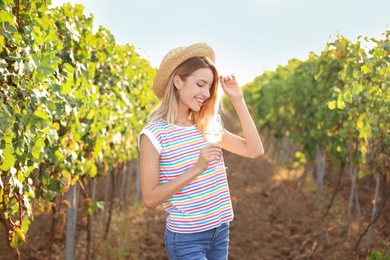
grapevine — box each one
[0,0,157,255]
[243,31,389,253]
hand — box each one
[219,74,243,100]
[194,143,223,172]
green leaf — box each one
[336,96,346,109]
[88,201,104,215]
[36,65,55,75]
[0,144,16,171]
[0,109,15,129]
[54,149,65,161]
[63,63,75,73]
[327,100,336,110]
[342,91,352,103]
[361,65,371,74]
[1,0,14,7]
[34,107,51,120]
[21,218,31,233]
[0,10,15,26]
[31,138,45,160]
[0,38,3,52]
[351,82,363,95]
[61,82,72,95]
[3,22,17,33]
[87,161,97,178]
[0,58,6,69]
[31,54,59,76]
[94,138,104,154]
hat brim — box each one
[153,43,215,99]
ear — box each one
[173,75,182,89]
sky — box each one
[50,0,390,85]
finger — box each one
[209,143,221,148]
[207,155,222,163]
[210,149,223,158]
[219,75,230,82]
[218,75,226,85]
[208,148,223,157]
[202,147,222,157]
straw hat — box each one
[153,42,215,99]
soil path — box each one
[136,151,356,260]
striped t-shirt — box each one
[139,119,233,233]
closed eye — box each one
[197,80,211,89]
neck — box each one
[176,111,191,122]
[174,114,193,126]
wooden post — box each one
[87,179,96,260]
[119,163,127,210]
[66,184,78,260]
[365,173,381,252]
[136,158,141,203]
[316,146,326,202]
[346,166,357,228]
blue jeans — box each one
[164,223,230,260]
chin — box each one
[191,106,201,112]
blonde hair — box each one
[148,57,220,133]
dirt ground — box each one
[131,150,390,260]
[1,134,389,259]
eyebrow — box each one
[197,79,211,84]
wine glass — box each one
[204,114,226,169]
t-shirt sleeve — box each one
[138,124,162,154]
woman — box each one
[138,42,264,259]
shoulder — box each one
[138,119,169,152]
[142,119,178,142]
[144,119,170,132]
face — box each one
[174,67,214,113]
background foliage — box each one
[244,33,389,174]
[0,0,156,250]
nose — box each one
[202,87,210,99]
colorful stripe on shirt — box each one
[139,119,234,233]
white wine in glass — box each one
[204,114,226,169]
[204,131,224,144]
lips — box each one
[195,98,204,106]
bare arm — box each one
[139,134,223,209]
[219,74,264,158]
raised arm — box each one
[219,74,264,158]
